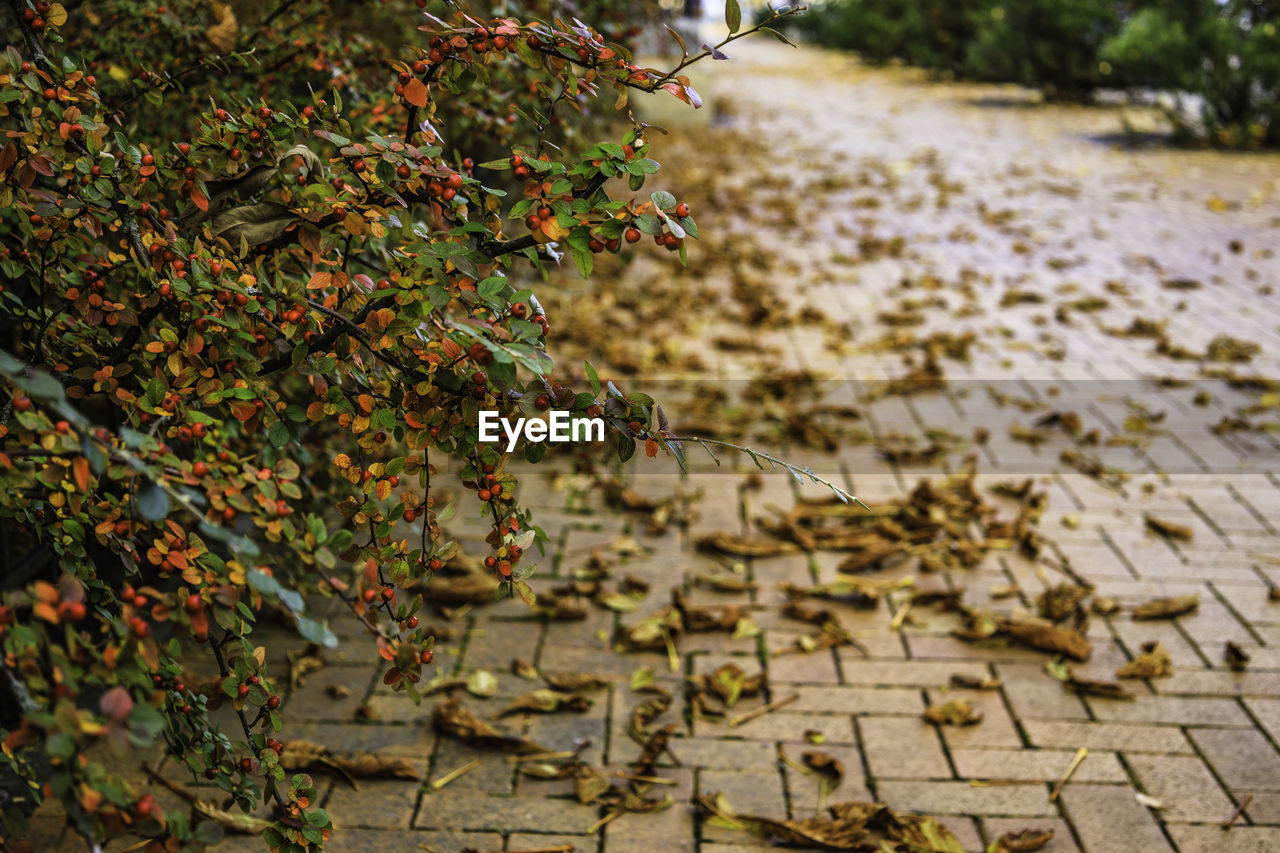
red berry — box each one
[267,694,280,709]
[675,203,691,217]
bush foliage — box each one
[783,0,1280,144]
[0,0,796,850]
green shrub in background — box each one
[1101,0,1280,146]
[782,0,979,73]
[962,0,1123,101]
[773,0,1278,146]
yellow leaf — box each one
[47,3,67,27]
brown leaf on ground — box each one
[432,699,549,754]
[1091,595,1120,615]
[694,574,757,592]
[993,828,1056,852]
[695,792,965,852]
[702,663,766,708]
[544,672,611,691]
[1037,584,1092,623]
[1225,641,1251,671]
[949,673,1001,690]
[286,644,326,689]
[1116,642,1173,679]
[1046,659,1133,700]
[923,699,983,726]
[635,722,679,775]
[1001,619,1093,661]
[497,689,593,717]
[279,740,418,781]
[696,531,797,558]
[1132,594,1199,620]
[1144,515,1193,541]
[781,601,838,625]
[627,691,673,744]
[673,588,743,632]
[803,752,845,785]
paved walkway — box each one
[32,35,1280,853]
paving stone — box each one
[508,833,598,853]
[997,663,1090,721]
[696,769,787,841]
[1057,784,1173,853]
[1085,694,1252,727]
[1125,754,1235,822]
[951,748,1126,783]
[324,778,420,829]
[1020,720,1194,754]
[414,791,600,833]
[667,737,779,770]
[789,684,923,715]
[287,664,378,721]
[874,780,1054,817]
[1189,727,1280,792]
[858,716,952,780]
[1165,825,1280,853]
[322,829,502,853]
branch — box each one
[665,434,865,507]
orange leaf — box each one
[645,438,659,458]
[72,456,90,492]
[229,400,258,421]
[404,78,428,108]
[307,271,332,290]
[191,186,209,212]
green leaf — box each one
[137,481,169,521]
[489,360,516,392]
[297,616,338,648]
[584,361,601,396]
[268,421,290,448]
[726,0,742,33]
[650,190,676,210]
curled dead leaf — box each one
[923,699,983,727]
[1132,595,1199,620]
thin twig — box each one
[1049,747,1087,802]
[1221,794,1253,829]
[729,693,798,728]
[430,757,483,790]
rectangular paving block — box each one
[1085,694,1253,726]
[1124,754,1235,822]
[1020,720,1193,754]
[1189,727,1280,792]
[858,716,952,780]
[1057,784,1173,853]
[873,780,1055,817]
[951,748,1126,784]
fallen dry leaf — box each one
[950,673,1001,690]
[991,827,1055,852]
[696,531,797,558]
[1132,595,1199,620]
[923,699,983,727]
[544,671,611,691]
[279,740,418,781]
[1225,641,1251,671]
[1116,642,1173,679]
[432,698,549,754]
[1144,515,1193,541]
[498,689,593,717]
